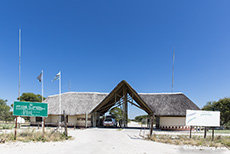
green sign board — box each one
[13,101,48,117]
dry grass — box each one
[0,124,15,130]
[0,128,72,142]
[148,134,230,149]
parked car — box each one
[103,118,117,127]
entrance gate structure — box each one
[91,80,155,135]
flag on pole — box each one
[37,72,43,82]
[53,72,60,81]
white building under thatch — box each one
[31,80,199,130]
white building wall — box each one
[30,114,92,127]
[160,117,186,127]
[45,115,59,123]
[76,114,91,127]
[68,115,77,124]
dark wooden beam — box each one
[127,99,143,110]
[98,101,115,112]
[150,114,154,137]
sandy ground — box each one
[0,122,229,154]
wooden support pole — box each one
[150,114,154,137]
[85,112,88,128]
[14,116,18,140]
[212,128,214,141]
[204,127,207,138]
[123,87,128,127]
[190,126,192,138]
[64,110,68,136]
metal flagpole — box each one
[41,70,45,137]
[59,71,61,129]
[15,29,21,140]
[42,70,43,102]
[18,29,21,101]
[69,80,71,91]
[172,48,175,93]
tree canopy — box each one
[18,93,45,102]
[109,107,123,122]
[202,98,230,126]
[0,99,13,121]
[134,115,148,123]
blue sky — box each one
[0,0,229,119]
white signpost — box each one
[186,110,220,140]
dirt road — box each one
[0,125,229,154]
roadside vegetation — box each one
[135,115,148,123]
[0,129,72,142]
[148,134,230,149]
[194,129,230,134]
[0,124,15,130]
[0,99,14,122]
[202,97,230,128]
[134,115,156,125]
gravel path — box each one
[0,123,229,154]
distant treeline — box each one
[134,115,148,123]
[0,99,14,121]
[202,97,230,127]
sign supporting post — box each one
[14,116,18,140]
[204,127,207,138]
[189,126,192,138]
[212,128,214,141]
[42,117,46,138]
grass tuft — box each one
[148,134,230,149]
[0,124,15,130]
[0,128,72,142]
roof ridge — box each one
[47,92,109,97]
[139,92,183,95]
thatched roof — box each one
[92,80,153,114]
[139,93,200,116]
[44,92,108,115]
[45,81,200,116]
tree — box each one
[18,93,45,102]
[202,98,230,126]
[0,99,13,121]
[134,115,148,123]
[109,107,123,122]
[202,101,213,111]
